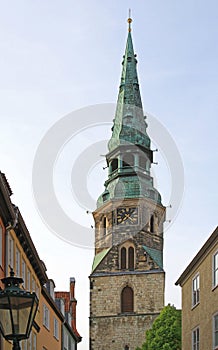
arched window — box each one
[150,215,154,233]
[111,159,118,172]
[103,217,107,235]
[121,247,126,269]
[128,247,134,270]
[121,286,134,313]
[122,154,134,168]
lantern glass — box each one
[0,292,38,340]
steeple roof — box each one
[96,17,163,208]
[108,18,151,152]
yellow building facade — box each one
[176,227,218,350]
[0,171,81,349]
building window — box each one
[8,234,14,269]
[32,332,37,350]
[21,339,27,350]
[21,259,26,288]
[32,277,36,293]
[192,274,200,307]
[139,157,146,169]
[192,327,199,350]
[15,247,21,276]
[128,247,134,270]
[43,304,50,330]
[36,284,39,298]
[213,252,218,288]
[150,215,154,233]
[27,331,32,350]
[121,247,126,269]
[121,286,134,313]
[213,313,218,349]
[120,245,135,270]
[27,268,31,290]
[54,317,59,340]
[103,217,107,235]
[122,154,134,168]
[64,330,69,350]
[111,158,118,172]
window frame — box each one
[8,233,14,269]
[128,246,134,270]
[192,273,200,307]
[32,332,37,350]
[15,247,21,277]
[119,244,135,270]
[21,258,26,288]
[43,304,50,330]
[27,268,31,290]
[213,312,218,349]
[53,317,59,340]
[121,286,134,313]
[213,251,218,289]
[192,326,199,350]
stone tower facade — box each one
[89,18,166,350]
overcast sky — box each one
[1,1,218,349]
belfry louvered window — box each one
[121,286,134,313]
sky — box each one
[1,1,218,349]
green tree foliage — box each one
[136,304,181,350]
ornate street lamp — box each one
[0,268,39,350]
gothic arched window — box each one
[121,286,134,313]
[121,247,126,269]
[120,245,135,270]
[128,247,134,270]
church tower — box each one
[89,17,166,350]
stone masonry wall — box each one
[90,272,165,349]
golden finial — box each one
[127,8,132,32]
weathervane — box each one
[127,8,132,32]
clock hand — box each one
[124,214,134,222]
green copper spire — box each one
[97,17,162,208]
[108,17,151,152]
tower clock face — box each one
[117,207,138,225]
